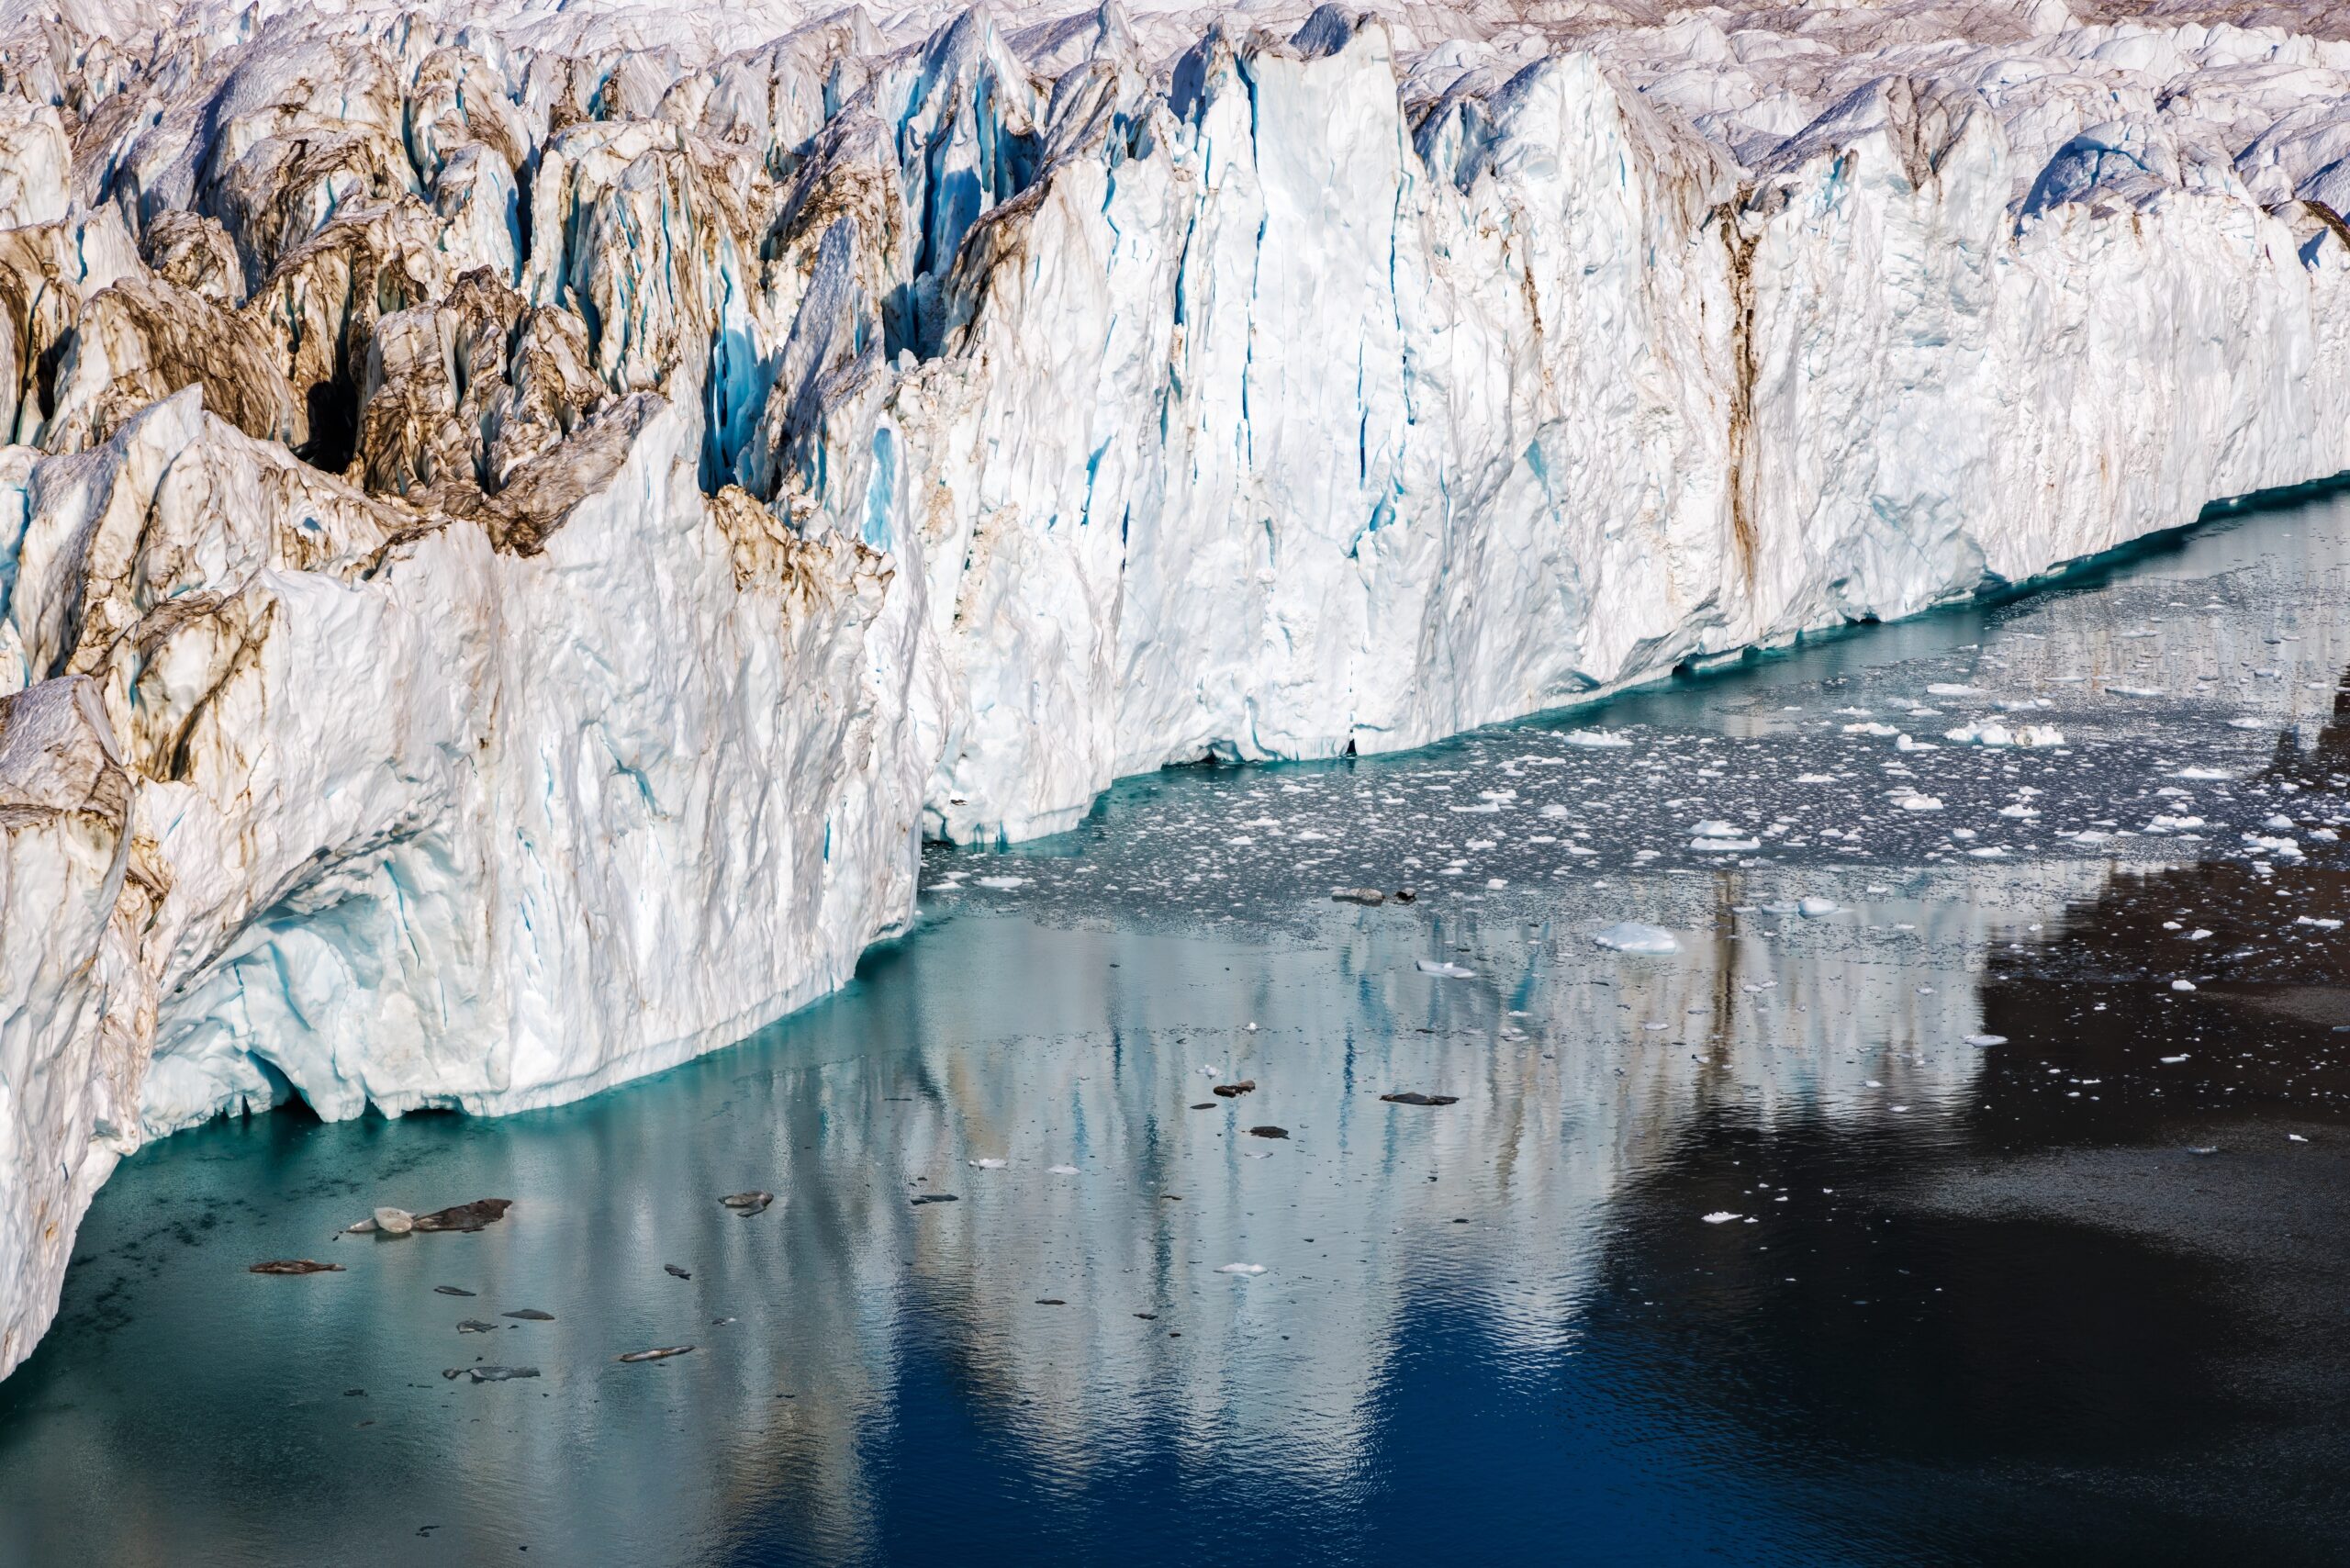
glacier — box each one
[1,0,2347,1378]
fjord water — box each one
[6,494,2350,1566]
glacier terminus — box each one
[0,0,2347,1384]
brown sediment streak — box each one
[1721,203,1760,588]
[2308,200,2350,252]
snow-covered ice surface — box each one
[5,0,2350,1379]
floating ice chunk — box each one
[1703,1212,1740,1225]
[1966,846,2008,858]
[2176,767,2232,780]
[1895,734,1938,752]
[1797,898,1839,917]
[2227,718,2268,731]
[2160,1054,2189,1064]
[1897,795,1944,812]
[1691,820,1739,838]
[2171,980,2198,991]
[2244,834,2304,858]
[1998,803,2039,818]
[1794,773,1839,785]
[1215,1263,1267,1275]
[2297,916,2344,930]
[977,877,1028,890]
[968,1158,1007,1170]
[1562,729,1632,748]
[1047,1165,1079,1175]
[1945,721,2065,747]
[2187,928,2211,941]
[1593,922,1678,954]
[1926,683,1976,696]
[1416,959,1477,978]
[2071,830,2112,845]
[1539,803,1571,818]
[2109,686,2165,698]
[1842,722,1899,736]
[1691,835,1762,852]
[1964,1034,2008,1047]
[2265,814,2297,831]
[2147,815,2205,832]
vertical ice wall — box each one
[0,0,2345,1377]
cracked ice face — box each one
[4,0,2350,1383]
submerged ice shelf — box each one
[3,0,2350,1378]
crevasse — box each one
[0,0,2346,1377]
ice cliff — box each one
[2,0,2348,1376]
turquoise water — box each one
[6,491,2350,1564]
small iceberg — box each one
[1562,728,1633,748]
[1416,959,1477,978]
[1593,922,1678,955]
[1944,721,2065,748]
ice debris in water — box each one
[1216,1264,1267,1276]
[1690,821,1762,852]
[1964,1034,2008,1047]
[1562,730,1633,749]
[1416,959,1477,979]
[1593,924,1678,955]
[968,1158,1007,1170]
[1703,1213,1740,1225]
[1797,898,1839,918]
[1047,1165,1079,1176]
[1944,722,2063,748]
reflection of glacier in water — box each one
[4,489,2350,1562]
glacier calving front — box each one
[1,0,2347,1376]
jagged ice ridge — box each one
[1,0,2348,1376]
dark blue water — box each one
[5,490,2350,1566]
